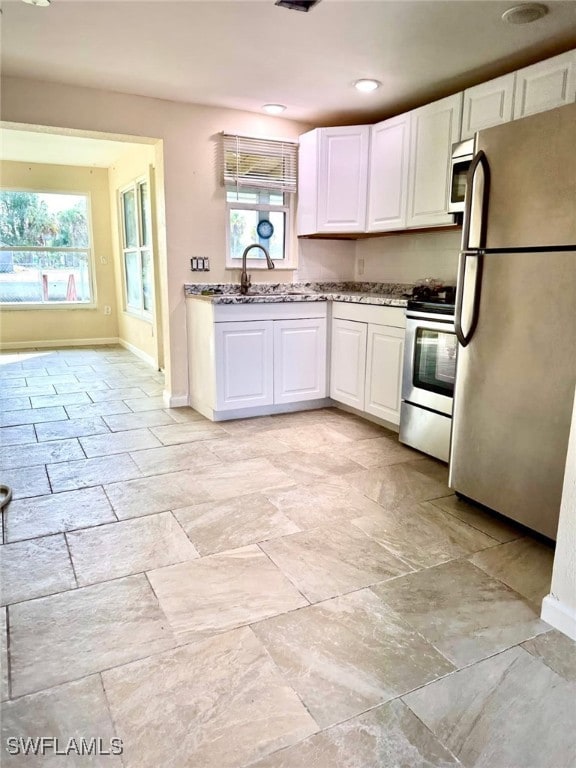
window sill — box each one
[123,309,153,323]
[226,261,297,272]
[0,303,97,311]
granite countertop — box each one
[184,281,411,307]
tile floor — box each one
[0,346,575,767]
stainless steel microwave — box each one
[448,138,474,214]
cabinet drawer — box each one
[331,301,406,328]
[214,301,327,323]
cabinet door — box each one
[514,51,576,120]
[297,129,319,236]
[330,318,367,409]
[407,93,463,228]
[273,318,327,404]
[317,126,370,233]
[364,324,404,425]
[462,73,515,139]
[215,321,274,410]
[367,113,411,231]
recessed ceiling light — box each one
[275,1,322,11]
[354,79,382,93]
[262,104,287,115]
[21,0,51,5]
[502,3,548,24]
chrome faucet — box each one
[240,244,275,295]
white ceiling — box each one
[1,0,576,125]
[0,128,146,167]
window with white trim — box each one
[0,190,94,306]
[221,134,298,266]
[119,179,153,318]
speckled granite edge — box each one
[184,281,412,307]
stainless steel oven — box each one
[399,303,457,462]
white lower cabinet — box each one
[274,318,327,404]
[215,321,274,410]
[365,324,404,423]
[330,303,405,427]
[187,299,329,419]
[188,298,404,424]
[330,318,367,409]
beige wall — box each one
[355,230,461,285]
[0,76,317,401]
[296,239,356,282]
[108,143,160,367]
[0,159,118,345]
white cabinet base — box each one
[332,402,400,433]
[206,398,332,422]
[187,298,329,421]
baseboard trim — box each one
[333,401,400,433]
[541,594,576,641]
[163,392,189,409]
[212,398,332,422]
[0,337,119,350]
[118,339,157,369]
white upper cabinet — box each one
[367,113,411,232]
[406,93,463,228]
[462,73,515,139]
[514,50,576,120]
[297,50,574,237]
[297,125,370,235]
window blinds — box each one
[221,133,298,193]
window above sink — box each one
[221,133,298,270]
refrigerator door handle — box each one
[455,250,484,347]
[462,150,490,251]
[456,149,490,347]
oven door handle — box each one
[455,250,483,347]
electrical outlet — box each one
[104,305,112,315]
[357,257,365,276]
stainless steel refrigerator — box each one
[449,102,576,540]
